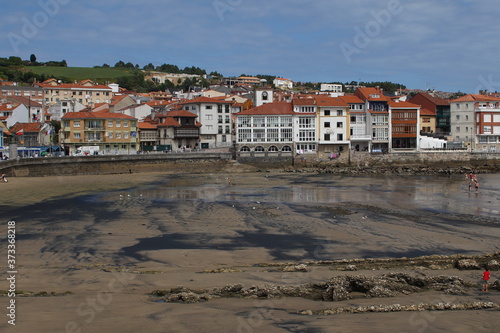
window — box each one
[124,121,129,127]
[74,120,81,128]
[337,122,343,128]
[74,132,81,139]
[116,121,121,127]
[262,92,268,101]
[324,133,330,141]
[225,116,230,123]
[324,122,330,128]
[255,146,265,151]
[324,110,331,116]
[107,132,113,139]
[206,105,213,110]
[456,126,460,133]
[337,133,343,141]
[206,114,213,121]
[108,120,113,127]
[116,132,121,139]
[124,132,129,139]
[337,110,343,116]
[240,146,250,152]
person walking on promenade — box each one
[482,268,491,291]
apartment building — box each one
[355,87,390,152]
[36,79,118,108]
[388,100,420,150]
[61,111,138,155]
[408,92,450,135]
[314,96,350,156]
[179,97,233,149]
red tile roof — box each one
[10,122,46,133]
[313,96,349,107]
[339,95,364,104]
[62,111,136,120]
[179,96,233,105]
[238,102,294,115]
[138,122,157,130]
[157,118,181,127]
[420,108,436,116]
[451,94,500,102]
[388,100,421,108]
[355,87,390,101]
[167,110,198,118]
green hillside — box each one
[28,66,134,82]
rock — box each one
[342,264,357,271]
[456,259,480,270]
[283,264,308,272]
[487,260,500,271]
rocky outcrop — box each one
[300,301,500,316]
[151,273,474,304]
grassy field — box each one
[28,66,134,82]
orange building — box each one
[61,111,138,155]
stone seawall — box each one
[1,151,500,177]
[0,153,233,177]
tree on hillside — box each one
[114,60,126,67]
[30,54,37,63]
[143,63,155,70]
[157,63,180,73]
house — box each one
[114,103,153,121]
[9,122,53,147]
[472,96,500,152]
[320,84,343,93]
[61,111,138,155]
[236,102,295,154]
[138,121,158,152]
[45,98,86,121]
[448,94,500,150]
[156,109,201,151]
[0,85,44,104]
[409,92,450,135]
[340,95,370,151]
[0,102,29,127]
[354,87,390,152]
[314,96,350,156]
[6,96,43,122]
[178,97,233,149]
[273,78,294,90]
[419,108,437,134]
[388,100,420,150]
[35,79,118,108]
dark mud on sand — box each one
[1,172,500,333]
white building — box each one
[273,78,294,90]
[320,84,343,93]
[179,97,234,148]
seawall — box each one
[1,151,500,177]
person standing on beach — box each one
[482,268,491,291]
[474,178,479,193]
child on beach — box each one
[0,174,7,183]
[482,268,491,291]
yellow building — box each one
[61,111,138,155]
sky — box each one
[1,0,500,93]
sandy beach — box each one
[1,171,499,333]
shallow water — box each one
[97,173,500,218]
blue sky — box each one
[1,0,500,93]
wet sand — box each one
[1,172,499,332]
